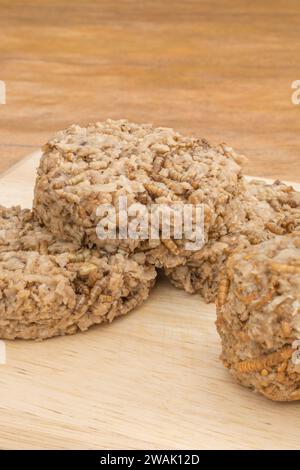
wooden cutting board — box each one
[0,152,299,450]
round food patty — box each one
[216,234,300,401]
[33,119,243,262]
[0,206,156,340]
[165,179,300,302]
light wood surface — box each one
[0,152,300,450]
[0,0,299,180]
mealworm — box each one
[162,238,180,255]
[217,276,230,308]
[265,222,285,235]
[270,262,300,274]
[66,173,86,186]
[153,156,164,173]
[236,346,294,374]
[57,190,81,204]
[39,240,49,255]
[144,183,168,198]
[168,168,186,183]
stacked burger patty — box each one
[2,119,300,401]
[166,179,300,301]
[0,206,156,340]
[34,119,243,259]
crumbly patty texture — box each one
[33,119,243,258]
[166,179,300,302]
[0,206,156,340]
[0,205,81,254]
[216,234,300,401]
[165,233,251,302]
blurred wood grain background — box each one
[0,0,299,180]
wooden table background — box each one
[0,0,299,181]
